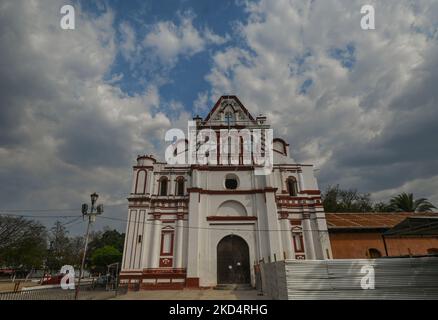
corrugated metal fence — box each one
[258,257,438,300]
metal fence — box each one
[258,256,438,300]
[0,283,128,300]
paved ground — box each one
[113,289,271,300]
[0,281,40,293]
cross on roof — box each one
[225,112,234,126]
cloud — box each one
[143,12,228,66]
[1,0,438,238]
[0,0,177,233]
[204,0,438,203]
[119,21,137,61]
[193,91,209,113]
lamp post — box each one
[75,192,103,300]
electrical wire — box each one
[0,213,78,218]
[98,215,331,233]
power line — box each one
[60,217,83,227]
[98,215,331,233]
[0,209,78,212]
[0,203,125,213]
[0,213,78,218]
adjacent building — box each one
[327,212,438,258]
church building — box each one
[120,96,332,289]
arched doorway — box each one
[217,235,250,284]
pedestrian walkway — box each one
[113,289,271,300]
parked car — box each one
[41,273,66,285]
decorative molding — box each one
[206,216,257,221]
[159,258,173,268]
[160,230,174,256]
[188,188,277,195]
[299,190,321,195]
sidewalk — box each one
[113,289,271,300]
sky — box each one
[1,0,438,235]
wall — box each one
[258,258,438,300]
[258,261,288,300]
[330,232,438,258]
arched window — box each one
[176,177,185,196]
[368,248,382,258]
[159,177,168,196]
[135,170,147,194]
[287,177,298,196]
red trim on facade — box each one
[187,188,277,195]
[128,197,189,204]
[141,283,185,290]
[293,233,305,253]
[190,165,255,171]
[290,219,302,226]
[160,230,174,256]
[206,216,257,221]
[142,268,186,274]
[159,258,173,267]
[204,96,256,122]
[120,268,187,291]
[186,277,200,288]
[299,190,321,195]
[276,195,321,200]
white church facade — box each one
[120,96,332,289]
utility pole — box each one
[75,192,103,300]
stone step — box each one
[214,284,254,291]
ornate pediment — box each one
[203,96,256,126]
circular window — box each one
[225,174,239,190]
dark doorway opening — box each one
[217,235,250,284]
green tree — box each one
[373,201,393,212]
[0,216,47,270]
[88,229,125,253]
[90,245,122,273]
[389,193,436,212]
[46,221,77,272]
[322,185,373,212]
[68,235,84,267]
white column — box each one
[298,171,305,192]
[265,190,282,262]
[280,218,292,259]
[175,216,184,268]
[302,214,316,260]
[186,191,200,281]
[279,169,285,192]
[139,208,152,269]
[150,216,162,268]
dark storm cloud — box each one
[0,0,171,233]
[56,109,132,167]
[330,44,438,193]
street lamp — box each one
[90,192,98,205]
[75,192,104,300]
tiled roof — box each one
[325,212,438,229]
